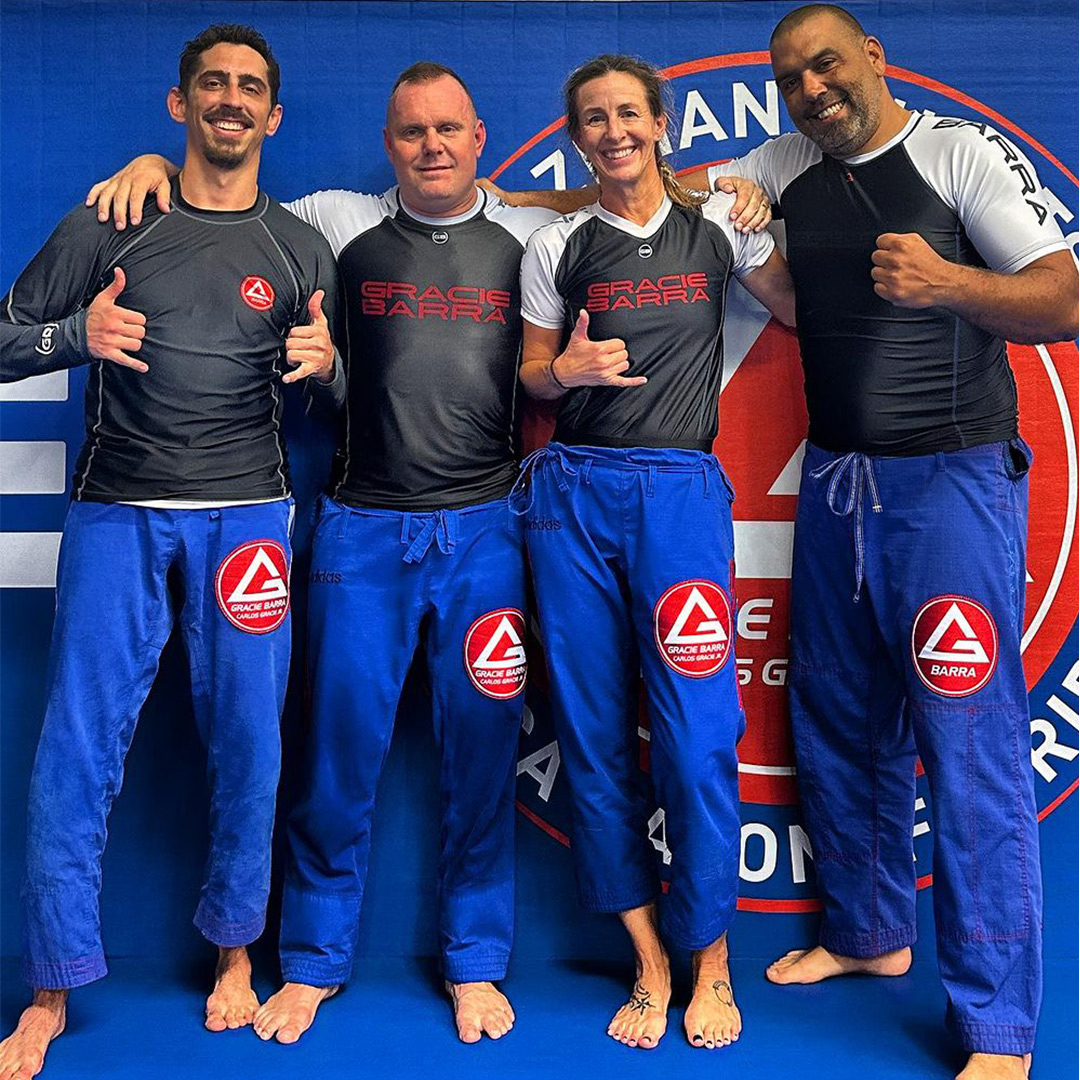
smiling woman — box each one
[513,52,796,1054]
[565,55,709,211]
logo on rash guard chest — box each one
[240,276,275,311]
[911,595,999,697]
[360,281,510,324]
[586,272,710,313]
[654,580,732,677]
[464,608,528,699]
[215,540,290,633]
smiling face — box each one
[169,42,282,171]
[770,11,886,157]
[570,71,667,191]
[384,75,485,217]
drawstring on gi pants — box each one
[510,447,578,515]
[809,452,883,602]
[401,509,458,563]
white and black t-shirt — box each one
[286,186,555,511]
[521,193,774,451]
[709,112,1069,455]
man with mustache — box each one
[689,6,1075,1079]
[0,24,341,1079]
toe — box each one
[254,1019,276,1042]
[205,1012,227,1033]
[276,1025,301,1045]
[458,1024,482,1045]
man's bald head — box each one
[386,62,476,126]
[771,4,867,48]
[768,2,895,157]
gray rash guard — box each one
[521,194,773,451]
[284,186,556,512]
[0,176,343,502]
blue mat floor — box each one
[2,955,1075,1079]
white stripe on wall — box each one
[0,370,68,401]
[0,441,66,493]
[0,532,62,588]
[734,521,794,580]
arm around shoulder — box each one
[739,248,797,328]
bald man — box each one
[690,7,1075,1079]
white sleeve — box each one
[488,202,562,249]
[520,227,567,329]
[282,189,390,258]
[701,193,775,279]
[908,119,1069,274]
[706,134,818,204]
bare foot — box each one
[684,932,741,1049]
[205,946,260,1032]
[253,982,338,1044]
[608,902,670,1050]
[766,944,912,985]
[956,1052,1032,1080]
[0,990,67,1080]
[446,982,515,1043]
[607,965,671,1050]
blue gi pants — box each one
[280,495,525,986]
[515,444,744,951]
[789,439,1041,1056]
[22,499,293,989]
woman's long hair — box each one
[563,54,708,209]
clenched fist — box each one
[871,232,955,308]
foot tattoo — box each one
[626,983,655,1015]
[607,975,670,1050]
[685,937,742,1050]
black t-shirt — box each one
[711,113,1068,455]
[521,195,774,451]
[285,186,556,511]
[0,177,342,501]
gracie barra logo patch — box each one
[240,275,275,311]
[654,580,732,678]
[464,608,528,699]
[215,541,290,634]
[911,595,999,697]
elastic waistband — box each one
[557,432,714,454]
[539,442,720,472]
[805,439,1016,466]
[320,493,509,519]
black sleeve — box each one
[304,246,347,414]
[0,204,111,383]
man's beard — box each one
[799,82,881,157]
[202,141,247,171]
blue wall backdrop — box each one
[0,4,1076,1074]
